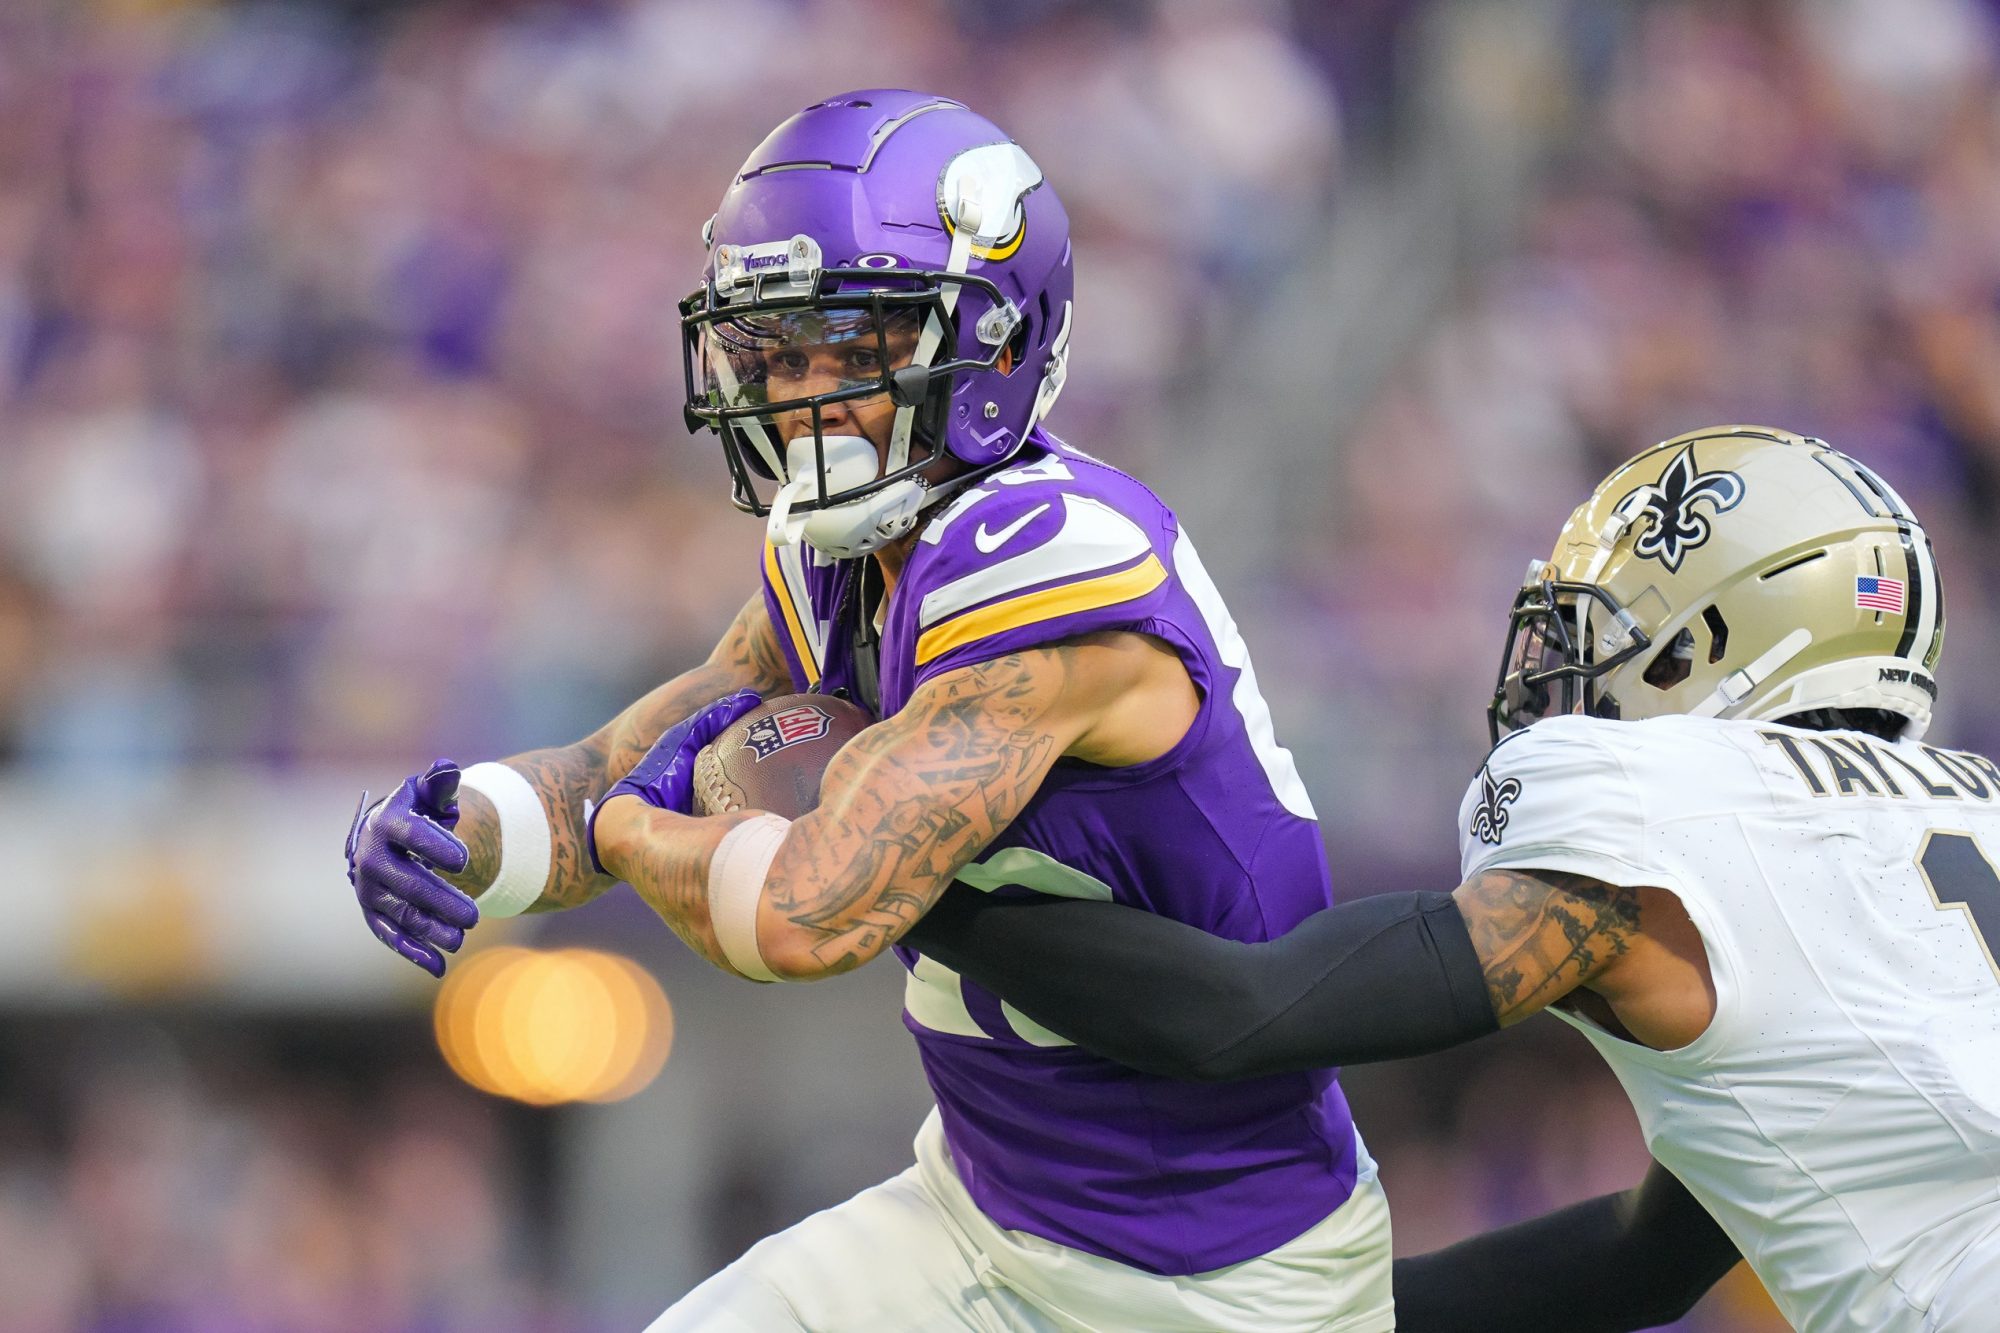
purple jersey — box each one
[758,432,1356,1275]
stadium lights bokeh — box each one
[434,947,675,1105]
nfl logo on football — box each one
[743,704,833,761]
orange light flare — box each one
[433,947,675,1106]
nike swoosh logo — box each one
[973,504,1050,554]
[919,494,1154,628]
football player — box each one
[345,91,1402,1330]
[901,426,2000,1333]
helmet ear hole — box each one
[1702,605,1730,664]
[999,324,1028,376]
[1644,629,1696,690]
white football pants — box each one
[1923,1232,2000,1333]
[649,1109,1394,1333]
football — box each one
[691,693,874,818]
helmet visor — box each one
[696,306,924,423]
[679,263,1011,518]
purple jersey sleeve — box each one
[895,454,1178,692]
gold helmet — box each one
[1491,426,1944,742]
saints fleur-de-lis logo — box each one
[1471,767,1523,846]
[1618,444,1746,573]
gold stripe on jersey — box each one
[763,542,820,688]
[918,494,1152,628]
[913,554,1168,667]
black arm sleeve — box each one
[899,886,1497,1080]
[1392,1160,1743,1333]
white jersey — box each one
[1458,714,2000,1333]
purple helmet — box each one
[680,90,1074,548]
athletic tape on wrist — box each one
[708,814,791,983]
[458,762,551,919]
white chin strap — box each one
[886,185,983,470]
[1690,628,1814,718]
[766,435,927,559]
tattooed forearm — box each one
[759,649,1076,977]
[440,591,793,913]
[449,788,502,894]
[600,805,758,973]
[438,733,613,912]
[1453,868,1643,1025]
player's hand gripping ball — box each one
[586,689,768,874]
[692,693,875,818]
[345,760,478,977]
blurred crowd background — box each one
[3,0,1997,1327]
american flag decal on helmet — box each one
[1856,576,1906,614]
[742,704,833,760]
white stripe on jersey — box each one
[772,541,826,667]
[1174,530,1316,820]
[917,494,1151,627]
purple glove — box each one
[588,690,764,872]
[346,759,478,977]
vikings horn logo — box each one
[1618,445,1746,573]
[1471,767,1524,846]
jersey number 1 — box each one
[1916,831,2000,981]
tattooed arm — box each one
[441,591,794,913]
[754,647,1085,977]
[1454,870,1714,1048]
[1451,868,1643,1026]
[594,633,1182,979]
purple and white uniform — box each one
[760,431,1357,1277]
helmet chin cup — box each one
[766,435,926,559]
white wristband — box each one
[458,762,552,919]
[708,813,792,983]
